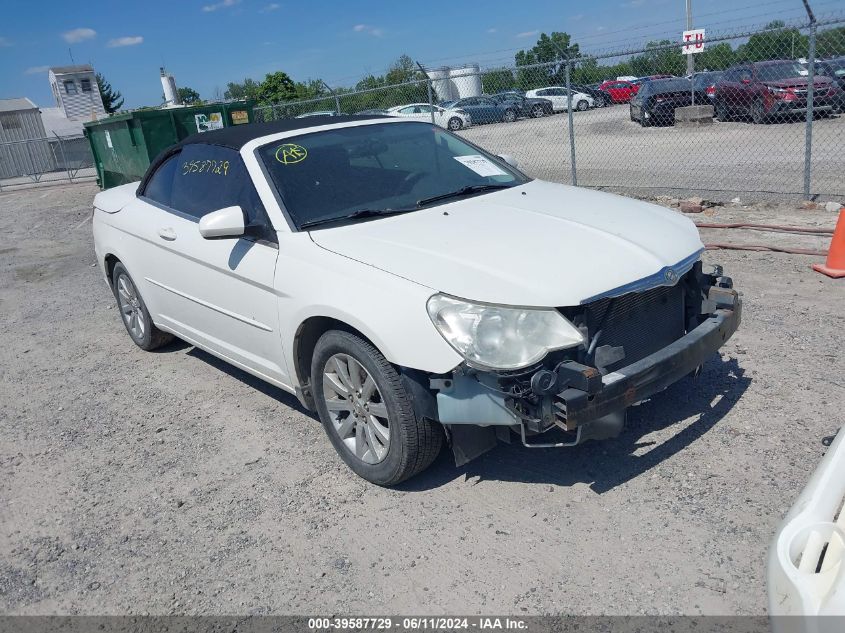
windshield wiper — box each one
[300,207,417,229]
[416,184,514,207]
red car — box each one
[598,80,639,103]
[714,60,841,123]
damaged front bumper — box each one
[431,266,742,464]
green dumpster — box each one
[84,101,255,189]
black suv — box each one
[570,84,611,107]
[629,78,706,126]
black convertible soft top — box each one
[138,114,390,193]
[176,114,390,150]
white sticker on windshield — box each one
[453,155,508,177]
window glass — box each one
[398,106,415,114]
[257,122,527,229]
[63,81,78,95]
[81,79,92,93]
[169,144,268,225]
[143,153,180,208]
[757,62,803,82]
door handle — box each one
[158,227,177,241]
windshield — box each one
[257,122,527,229]
[757,62,805,82]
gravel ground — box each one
[459,104,845,202]
[1,182,843,616]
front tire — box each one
[751,98,766,124]
[447,116,463,130]
[111,262,172,351]
[311,330,443,486]
[576,100,589,111]
[531,104,545,118]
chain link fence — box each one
[255,14,845,202]
[0,134,96,191]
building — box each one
[48,65,106,121]
[0,97,52,179]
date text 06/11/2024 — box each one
[307,617,529,630]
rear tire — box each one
[503,109,517,123]
[111,262,172,351]
[715,100,731,122]
[531,104,545,118]
[311,330,443,486]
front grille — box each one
[582,283,685,373]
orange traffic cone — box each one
[813,209,845,278]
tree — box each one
[177,87,201,105]
[515,32,580,88]
[385,54,420,85]
[224,78,260,101]
[481,69,516,93]
[816,26,845,57]
[696,42,737,71]
[96,73,124,113]
[736,21,807,62]
[630,40,685,77]
[257,71,298,104]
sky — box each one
[0,0,841,109]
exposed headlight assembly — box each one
[426,294,585,370]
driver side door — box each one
[136,143,289,386]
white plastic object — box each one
[768,427,845,628]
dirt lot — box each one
[1,182,844,616]
[459,104,845,202]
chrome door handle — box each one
[158,227,177,241]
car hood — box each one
[309,180,704,307]
[765,77,832,89]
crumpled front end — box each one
[431,262,742,464]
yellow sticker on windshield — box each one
[275,143,307,165]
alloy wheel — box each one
[322,353,390,465]
[116,273,146,341]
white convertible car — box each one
[93,115,741,485]
[385,103,472,130]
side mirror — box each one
[498,154,519,168]
[199,205,245,239]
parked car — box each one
[355,108,389,116]
[490,92,554,117]
[385,103,472,130]
[92,116,741,485]
[597,80,639,104]
[570,84,611,107]
[630,78,708,126]
[813,58,845,111]
[714,60,841,123]
[439,96,518,124]
[768,427,845,620]
[523,87,594,112]
[691,71,724,101]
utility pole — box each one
[686,0,694,77]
